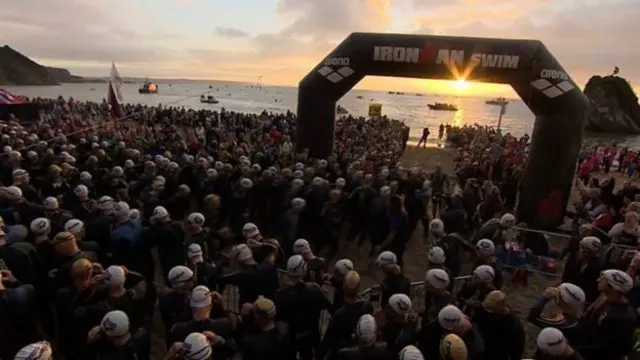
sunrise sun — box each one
[453,78,469,90]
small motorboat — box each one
[200,95,219,104]
[138,79,158,94]
[337,105,349,115]
[356,95,364,99]
[428,103,458,111]
[486,97,509,106]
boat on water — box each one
[200,95,219,104]
[337,105,349,115]
[138,79,158,94]
[486,97,509,105]
[428,103,458,111]
[356,96,364,99]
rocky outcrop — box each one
[584,75,640,133]
[0,45,85,85]
[46,67,85,83]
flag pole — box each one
[497,102,506,131]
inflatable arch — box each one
[296,33,589,228]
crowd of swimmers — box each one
[0,97,638,360]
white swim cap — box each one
[557,283,586,307]
[293,239,311,254]
[43,197,59,210]
[600,269,634,293]
[429,219,445,236]
[376,251,397,267]
[13,341,52,360]
[536,327,567,356]
[74,184,88,198]
[334,259,354,276]
[187,243,203,259]
[168,266,194,284]
[499,213,516,227]
[151,206,169,221]
[425,268,450,290]
[476,239,496,254]
[437,305,464,330]
[473,265,495,282]
[105,265,126,286]
[242,222,260,238]
[399,345,423,360]
[356,314,377,345]
[580,236,602,252]
[388,293,412,313]
[428,246,446,265]
[113,201,130,218]
[183,332,212,360]
[100,310,130,337]
[286,255,307,275]
[30,218,50,235]
[187,212,205,226]
[64,219,84,234]
[190,286,212,308]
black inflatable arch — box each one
[296,32,589,228]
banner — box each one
[368,103,382,116]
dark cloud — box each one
[213,27,250,38]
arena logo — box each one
[435,49,520,69]
[531,69,575,98]
[539,69,569,81]
[317,57,355,83]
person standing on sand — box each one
[417,127,430,148]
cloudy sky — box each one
[2,0,638,94]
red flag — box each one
[107,62,124,119]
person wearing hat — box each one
[272,255,332,360]
[54,258,104,360]
[527,283,588,351]
[86,310,150,360]
[421,269,454,324]
[159,265,196,345]
[12,341,53,360]
[237,297,290,360]
[76,265,148,331]
[457,265,497,315]
[581,269,636,360]
[335,314,391,360]
[169,285,234,357]
[473,239,504,289]
[375,251,411,307]
[420,304,484,360]
[184,212,212,261]
[377,293,417,354]
[324,258,355,309]
[50,231,98,289]
[439,333,468,360]
[292,238,327,285]
[186,243,218,289]
[535,327,583,360]
[427,246,455,292]
[474,290,525,360]
[317,271,374,360]
[145,206,186,285]
[562,236,603,304]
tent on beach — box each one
[0,89,39,122]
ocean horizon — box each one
[4,82,639,147]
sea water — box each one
[4,82,639,147]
